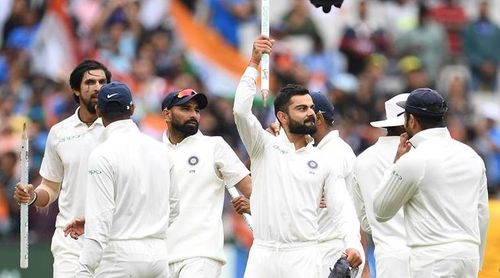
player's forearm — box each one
[34,179,61,207]
[235,175,252,198]
[233,67,258,116]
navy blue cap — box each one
[310,92,335,123]
[161,89,208,110]
[396,88,448,117]
[98,81,133,113]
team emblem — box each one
[188,156,199,166]
[307,160,318,169]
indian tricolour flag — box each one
[169,0,248,97]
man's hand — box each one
[64,218,86,240]
[319,195,327,208]
[249,36,274,67]
[231,196,251,215]
[345,248,362,268]
[14,183,35,204]
[394,132,411,163]
[265,121,280,136]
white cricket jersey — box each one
[352,136,409,257]
[39,108,104,228]
[163,131,249,264]
[82,119,178,266]
[373,128,489,266]
[234,67,341,244]
[316,130,361,251]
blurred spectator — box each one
[429,0,468,58]
[128,56,168,121]
[299,34,346,93]
[0,151,17,236]
[474,103,500,197]
[395,3,448,83]
[382,0,419,39]
[339,0,391,76]
[462,1,500,92]
[203,0,254,48]
[2,0,30,47]
[93,0,141,74]
[398,55,430,92]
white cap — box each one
[370,93,410,128]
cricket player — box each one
[351,93,411,277]
[308,92,364,277]
[14,60,111,277]
[77,81,179,277]
[234,36,344,278]
[161,89,251,278]
[374,88,489,277]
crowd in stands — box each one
[1,0,500,244]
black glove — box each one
[328,255,358,278]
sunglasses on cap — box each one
[176,89,198,98]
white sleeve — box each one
[80,151,115,273]
[373,156,420,222]
[233,67,268,158]
[78,238,103,276]
[478,167,489,269]
[324,168,361,250]
[351,174,371,234]
[214,137,250,186]
[169,161,180,227]
[39,127,63,182]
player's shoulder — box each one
[49,113,79,133]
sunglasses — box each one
[176,89,198,98]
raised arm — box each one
[233,36,274,157]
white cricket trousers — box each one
[244,240,322,278]
[375,249,410,278]
[51,227,83,277]
[410,241,479,278]
[169,257,222,278]
[94,238,169,278]
[319,238,366,278]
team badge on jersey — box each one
[307,160,318,169]
[188,156,199,166]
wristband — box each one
[28,191,37,206]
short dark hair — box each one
[69,60,112,103]
[100,102,132,121]
[406,111,445,130]
[274,84,310,118]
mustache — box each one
[185,119,199,125]
[304,116,316,124]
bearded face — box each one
[288,114,317,135]
[171,115,199,136]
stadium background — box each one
[0,0,499,277]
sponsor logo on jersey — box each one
[272,145,288,154]
[88,169,102,175]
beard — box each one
[288,115,317,135]
[81,96,97,114]
[172,118,199,136]
[404,116,414,138]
